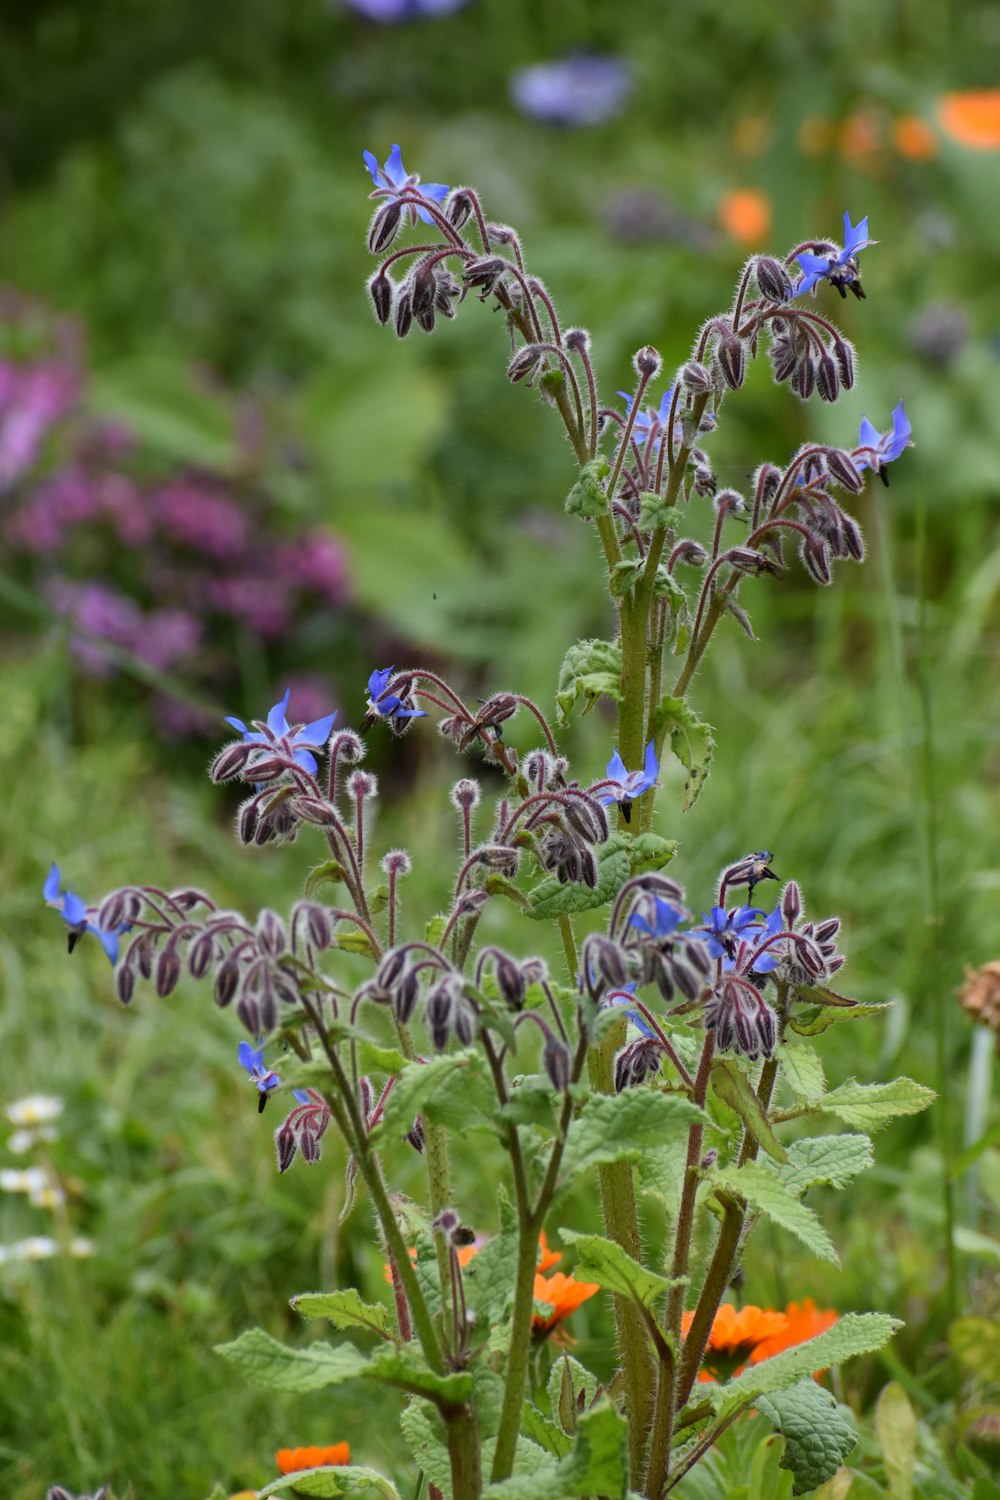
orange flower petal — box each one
[718,188,772,247]
[750,1298,839,1364]
[532,1270,600,1332]
[938,89,1000,150]
[893,115,938,160]
[537,1230,562,1273]
[276,1442,351,1473]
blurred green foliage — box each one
[2,0,1000,1496]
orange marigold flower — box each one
[750,1298,839,1365]
[276,1442,351,1473]
[893,115,938,161]
[537,1230,562,1273]
[717,188,771,246]
[532,1270,600,1335]
[938,90,1000,150]
[682,1303,788,1380]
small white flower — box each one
[5,1094,64,1127]
[12,1236,59,1260]
[70,1236,96,1258]
[0,1167,48,1195]
[7,1126,59,1155]
[29,1183,65,1210]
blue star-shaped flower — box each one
[238,1041,282,1113]
[731,905,785,974]
[595,742,659,821]
[224,689,336,777]
[795,213,874,298]
[699,904,765,962]
[43,864,124,965]
[365,667,427,725]
[853,401,912,483]
[362,145,449,226]
[628,896,684,940]
[616,386,676,451]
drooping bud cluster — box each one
[275,1088,331,1173]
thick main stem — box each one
[489,1209,542,1483]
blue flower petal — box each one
[385,144,406,186]
[266,690,292,736]
[298,711,337,747]
[362,149,380,182]
[224,715,249,735]
[291,748,320,775]
[293,1089,310,1104]
[606,748,628,784]
[43,864,61,904]
[238,1040,258,1074]
[61,891,87,927]
[642,740,659,785]
[90,924,120,966]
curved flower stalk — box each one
[42,154,932,1500]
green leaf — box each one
[777,1135,874,1195]
[638,494,681,531]
[814,1077,936,1131]
[706,1313,902,1420]
[560,1090,706,1182]
[500,1074,557,1130]
[950,1317,1000,1383]
[258,1466,400,1498]
[527,834,631,920]
[756,1379,858,1496]
[636,1138,688,1214]
[546,1353,601,1436]
[650,695,715,810]
[874,1381,916,1500]
[367,1345,474,1405]
[356,1040,407,1077]
[465,1186,520,1331]
[780,1039,826,1103]
[623,832,678,873]
[521,1402,572,1459]
[713,1162,840,1264]
[484,1401,629,1499]
[290,1289,394,1341]
[711,1060,788,1163]
[564,456,610,521]
[304,861,348,899]
[372,1051,498,1143]
[399,1400,451,1493]
[557,1228,678,1309]
[214,1329,370,1392]
[555,638,622,727]
[789,1000,893,1036]
[610,559,643,598]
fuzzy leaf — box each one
[636,1137,688,1213]
[777,1134,874,1195]
[483,1401,629,1499]
[290,1289,394,1341]
[789,1000,893,1036]
[711,1059,788,1163]
[780,1038,826,1103]
[367,1345,474,1404]
[547,1353,601,1436]
[465,1186,520,1330]
[756,1379,858,1496]
[258,1466,400,1498]
[560,1090,706,1183]
[638,494,682,531]
[557,1228,678,1309]
[555,638,622,727]
[303,861,348,898]
[527,835,631,920]
[623,832,679,873]
[215,1329,369,1392]
[564,455,611,521]
[712,1162,840,1264]
[650,694,715,810]
[706,1313,902,1420]
[521,1402,572,1458]
[356,1040,407,1076]
[815,1077,935,1131]
[372,1051,497,1143]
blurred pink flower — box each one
[154,479,250,559]
[0,359,79,486]
[275,531,351,603]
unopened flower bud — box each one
[394,290,413,339]
[381,849,412,878]
[832,334,856,389]
[446,188,474,228]
[155,947,181,998]
[411,260,437,317]
[679,359,712,393]
[815,351,840,403]
[508,345,544,384]
[791,357,816,401]
[116,965,135,1005]
[564,327,591,355]
[463,256,507,297]
[211,740,254,783]
[814,917,840,943]
[368,201,402,255]
[406,1115,425,1153]
[781,880,802,927]
[300,1128,321,1164]
[276,1123,297,1174]
[754,256,793,303]
[303,903,333,950]
[495,953,526,1011]
[395,970,420,1025]
[633,345,662,380]
[800,535,832,585]
[215,958,240,1008]
[348,769,378,800]
[188,931,216,980]
[256,909,286,959]
[543,1034,571,1093]
[368,271,393,326]
[450,778,481,812]
[236,993,261,1036]
[717,333,745,390]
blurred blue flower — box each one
[365,667,427,724]
[239,1041,281,1112]
[43,863,124,965]
[344,0,469,18]
[795,212,873,297]
[595,742,659,820]
[509,54,630,128]
[854,401,912,480]
[605,982,654,1038]
[363,145,449,225]
[628,896,684,940]
[735,906,785,974]
[225,688,336,777]
[616,386,676,450]
[699,904,765,962]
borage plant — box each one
[48,149,935,1500]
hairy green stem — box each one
[395,1017,453,1308]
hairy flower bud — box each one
[508,345,544,384]
[815,350,840,403]
[832,334,856,389]
[116,965,135,1005]
[450,778,481,812]
[781,880,802,927]
[679,359,712,394]
[589,935,628,990]
[791,357,816,401]
[368,201,402,254]
[463,256,508,297]
[755,256,793,303]
[395,969,420,1025]
[445,188,474,228]
[633,345,662,380]
[256,909,286,959]
[495,953,526,1011]
[276,1123,297,1173]
[543,1034,571,1093]
[394,290,413,339]
[300,1128,321,1164]
[564,327,591,355]
[825,447,865,493]
[800,534,832,585]
[368,271,393,326]
[211,740,254,784]
[155,947,181,999]
[717,333,746,390]
[188,931,216,980]
[236,992,261,1036]
[214,957,240,1008]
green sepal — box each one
[650,694,715,810]
[564,455,610,521]
[555,637,622,727]
[304,861,347,899]
[638,494,681,531]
